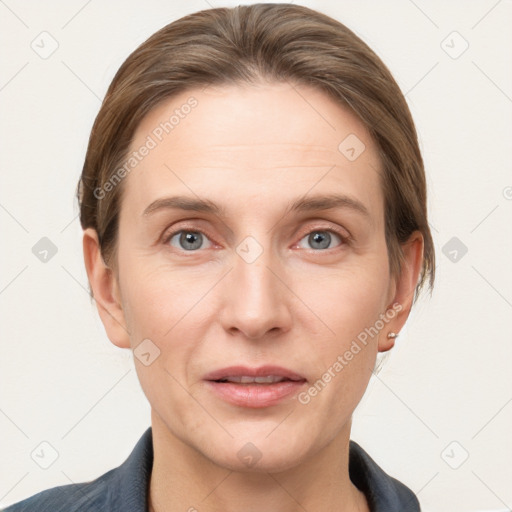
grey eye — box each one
[297,230,342,250]
[169,231,211,251]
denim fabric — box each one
[3,427,420,511]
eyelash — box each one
[162,223,351,253]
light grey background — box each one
[1,1,511,511]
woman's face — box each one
[89,81,418,472]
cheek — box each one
[121,263,211,416]
[295,271,383,428]
[120,253,206,337]
[120,257,221,384]
[290,257,389,402]
[294,262,390,340]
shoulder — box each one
[1,469,115,512]
[2,427,153,512]
[349,440,421,511]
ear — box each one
[82,227,131,349]
[379,230,424,352]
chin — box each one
[214,448,308,474]
[203,430,316,474]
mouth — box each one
[203,365,307,408]
[213,375,301,384]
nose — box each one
[219,242,292,340]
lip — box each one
[203,365,307,408]
[203,365,306,382]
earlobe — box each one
[82,228,131,349]
[378,330,397,352]
[378,232,424,353]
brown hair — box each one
[77,2,435,301]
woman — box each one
[3,3,434,511]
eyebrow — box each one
[142,193,370,219]
[287,194,370,218]
[142,196,225,217]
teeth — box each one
[221,375,287,384]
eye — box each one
[296,229,344,250]
[166,230,213,251]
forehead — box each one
[121,81,383,221]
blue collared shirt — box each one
[2,427,420,511]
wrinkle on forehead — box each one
[122,82,384,232]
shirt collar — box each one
[108,426,153,511]
[108,427,419,512]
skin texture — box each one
[83,81,423,512]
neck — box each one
[147,411,368,512]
